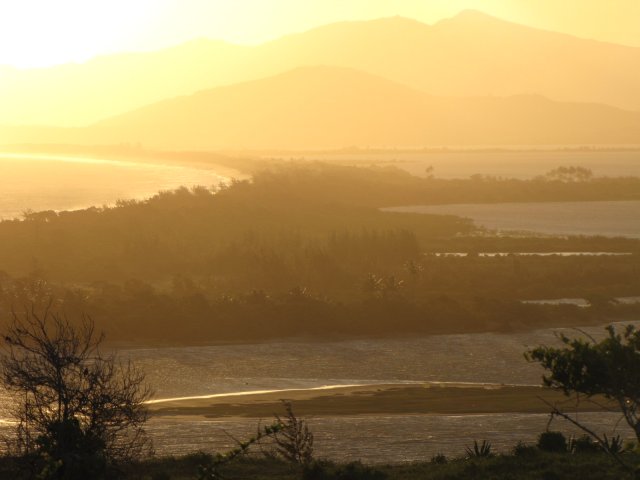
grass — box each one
[2,438,637,479]
[119,449,640,480]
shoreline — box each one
[106,317,640,350]
[0,145,258,176]
[148,383,614,419]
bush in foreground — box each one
[0,305,151,479]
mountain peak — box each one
[434,9,510,29]
[368,15,428,26]
[440,9,504,25]
[454,9,494,18]
[281,14,429,42]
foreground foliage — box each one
[528,325,640,443]
[1,448,634,480]
[0,305,151,479]
[272,401,314,466]
[527,325,640,477]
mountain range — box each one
[4,66,640,150]
[1,10,639,148]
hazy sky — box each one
[1,0,639,68]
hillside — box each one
[257,11,640,110]
[0,40,250,126]
[1,11,639,127]
[29,66,640,149]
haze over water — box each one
[0,1,639,475]
[308,149,640,179]
[0,154,232,220]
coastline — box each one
[148,383,613,418]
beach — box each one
[148,383,612,418]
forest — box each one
[0,163,638,343]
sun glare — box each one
[0,0,165,68]
[1,0,639,69]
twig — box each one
[538,397,635,477]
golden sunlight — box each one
[1,0,639,68]
[0,0,639,476]
[0,0,164,67]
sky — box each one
[1,0,639,68]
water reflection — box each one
[0,153,234,219]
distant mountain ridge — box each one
[1,10,640,127]
[4,66,639,149]
[0,39,251,126]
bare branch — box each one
[0,304,152,475]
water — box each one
[522,298,590,307]
[125,322,634,402]
[522,296,640,307]
[0,316,635,462]
[0,153,235,220]
[145,413,631,462]
[384,200,640,238]
[125,329,563,401]
[0,412,626,462]
[112,323,636,461]
[301,150,640,179]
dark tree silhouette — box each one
[272,401,314,466]
[0,304,151,478]
[527,325,640,442]
[527,325,640,476]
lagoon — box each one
[385,200,640,238]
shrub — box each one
[465,440,493,458]
[537,431,567,453]
[512,441,537,456]
[603,435,627,455]
[272,401,314,466]
[197,423,282,480]
[303,461,387,480]
[0,307,151,479]
[527,325,640,445]
[570,435,600,454]
[430,453,448,464]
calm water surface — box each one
[117,323,636,461]
[146,413,630,462]
[385,201,640,238]
[304,150,640,179]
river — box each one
[116,323,635,461]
